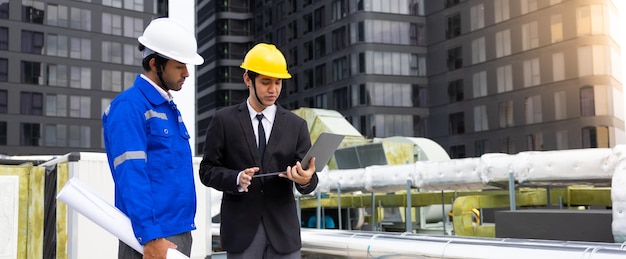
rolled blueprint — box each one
[56,178,189,259]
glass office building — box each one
[0,0,167,155]
[195,0,623,158]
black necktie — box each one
[256,114,266,159]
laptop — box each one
[253,132,345,177]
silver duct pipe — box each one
[300,229,626,258]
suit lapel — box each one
[237,102,261,164]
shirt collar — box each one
[141,74,172,102]
[246,98,276,124]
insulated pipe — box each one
[300,229,626,259]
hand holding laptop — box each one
[253,133,345,178]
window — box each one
[523,58,540,87]
[447,46,462,71]
[497,65,513,93]
[69,96,91,118]
[303,41,313,62]
[21,30,44,54]
[494,0,510,23]
[473,71,487,97]
[582,126,609,148]
[578,45,608,76]
[495,29,511,57]
[521,21,538,51]
[0,0,8,19]
[552,52,565,81]
[102,13,122,35]
[303,68,313,90]
[46,94,67,117]
[520,0,537,15]
[21,61,43,84]
[365,83,415,107]
[47,64,68,86]
[450,145,466,159]
[351,84,369,106]
[315,93,327,108]
[47,34,69,57]
[70,67,91,89]
[102,41,122,63]
[123,43,141,65]
[314,64,326,86]
[499,137,514,153]
[556,130,568,149]
[373,114,414,138]
[470,4,484,31]
[580,85,608,117]
[331,0,347,21]
[333,87,349,110]
[446,13,461,39]
[551,14,563,43]
[445,0,461,8]
[20,91,43,115]
[471,37,485,64]
[102,70,123,92]
[554,91,567,120]
[314,35,325,58]
[526,133,543,151]
[70,37,91,60]
[303,13,312,35]
[498,100,514,128]
[331,26,347,51]
[332,56,349,81]
[0,121,6,145]
[475,139,487,156]
[124,16,143,38]
[577,5,605,36]
[474,105,488,132]
[410,23,426,46]
[69,125,90,148]
[22,1,44,24]
[45,124,67,147]
[314,6,325,30]
[21,123,41,146]
[0,89,6,113]
[525,95,542,124]
[448,79,463,103]
[0,27,7,50]
[0,58,7,82]
[411,54,426,76]
[449,112,465,135]
[47,4,69,27]
[580,86,594,117]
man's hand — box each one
[143,238,177,259]
[239,167,260,192]
[282,157,316,186]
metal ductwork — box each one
[300,229,626,258]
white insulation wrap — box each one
[57,178,189,259]
[319,146,624,193]
[611,145,626,242]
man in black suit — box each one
[199,43,318,258]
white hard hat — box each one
[138,18,204,65]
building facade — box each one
[2,0,623,158]
[0,0,167,156]
[195,0,429,154]
[426,0,623,157]
[196,0,623,158]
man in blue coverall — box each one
[102,18,204,259]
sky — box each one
[169,1,626,154]
[169,0,198,154]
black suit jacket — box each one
[199,102,318,254]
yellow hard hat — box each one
[240,43,291,79]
